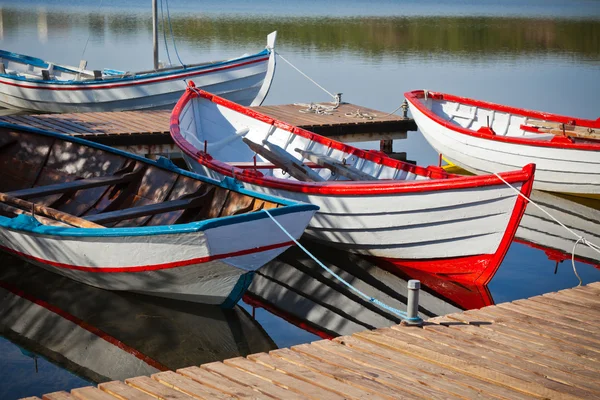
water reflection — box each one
[1,7,599,62]
[516,190,600,270]
[245,241,493,338]
[0,256,276,383]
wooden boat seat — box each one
[296,149,377,181]
[7,170,141,200]
[84,193,209,224]
[0,191,104,229]
[0,62,5,75]
[242,137,325,182]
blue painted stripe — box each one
[220,272,255,309]
[0,48,270,85]
[0,122,317,238]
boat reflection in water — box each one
[515,190,600,270]
[0,255,276,383]
[244,240,494,339]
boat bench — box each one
[7,171,141,200]
[296,149,377,181]
[84,194,207,224]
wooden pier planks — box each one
[26,282,600,400]
[0,104,416,147]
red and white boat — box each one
[405,90,600,197]
[170,84,536,284]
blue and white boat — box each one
[0,122,317,307]
[0,32,276,113]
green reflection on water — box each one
[2,7,599,61]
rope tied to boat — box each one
[493,172,600,286]
[262,209,421,323]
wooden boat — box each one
[0,123,317,307]
[405,90,600,196]
[0,256,276,384]
[244,241,493,338]
[0,32,276,113]
[170,85,536,285]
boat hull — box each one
[0,33,276,113]
[405,91,600,195]
[0,209,311,306]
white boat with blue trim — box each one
[0,122,317,307]
[0,32,276,113]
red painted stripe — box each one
[0,57,268,91]
[169,86,535,196]
[404,90,600,151]
[378,162,534,288]
[0,280,169,372]
[0,240,293,273]
[242,292,335,340]
[514,238,600,269]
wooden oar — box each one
[523,120,599,141]
[242,137,325,182]
[0,192,104,229]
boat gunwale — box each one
[0,122,317,238]
[404,89,600,152]
[170,86,535,197]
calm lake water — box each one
[1,1,600,398]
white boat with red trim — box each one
[170,84,536,285]
[0,32,276,113]
[0,122,317,307]
[405,90,600,196]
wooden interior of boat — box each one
[0,127,280,229]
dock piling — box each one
[405,279,423,326]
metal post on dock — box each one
[404,279,423,326]
[152,0,159,70]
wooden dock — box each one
[0,103,415,148]
[27,282,600,400]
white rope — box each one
[493,172,600,286]
[262,209,420,322]
[294,102,338,115]
[275,51,337,101]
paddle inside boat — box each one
[0,122,317,307]
[170,83,536,285]
[405,90,600,197]
[0,31,277,113]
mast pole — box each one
[152,0,159,69]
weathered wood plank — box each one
[336,335,537,400]
[248,352,388,400]
[177,366,271,400]
[152,371,233,400]
[125,376,193,400]
[71,387,119,400]
[293,342,464,400]
[512,297,600,328]
[224,357,346,400]
[434,316,600,372]
[355,328,584,400]
[42,392,76,400]
[271,348,411,399]
[411,323,600,393]
[202,361,308,400]
[98,381,156,400]
[465,308,600,358]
